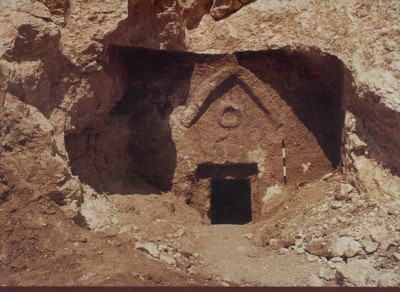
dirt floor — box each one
[190,225,322,286]
[1,171,352,287]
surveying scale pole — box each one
[282,139,287,185]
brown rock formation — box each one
[0,0,399,287]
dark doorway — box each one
[210,179,252,224]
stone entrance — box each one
[210,179,252,224]
[197,163,258,224]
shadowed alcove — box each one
[65,47,345,215]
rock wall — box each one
[0,0,399,229]
[184,0,400,202]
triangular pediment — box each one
[180,65,285,129]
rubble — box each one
[135,242,161,259]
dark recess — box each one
[210,179,252,225]
[236,50,345,168]
[197,163,258,180]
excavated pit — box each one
[65,46,345,222]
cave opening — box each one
[210,179,252,225]
[197,163,257,223]
[64,46,346,202]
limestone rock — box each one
[59,200,81,221]
[306,239,332,258]
[322,173,334,180]
[280,233,296,248]
[334,183,354,201]
[178,0,211,29]
[330,257,344,263]
[330,237,364,258]
[244,233,253,239]
[331,201,343,209]
[336,258,378,287]
[307,253,319,262]
[361,239,379,254]
[385,200,400,216]
[377,271,400,287]
[262,184,282,204]
[319,268,336,281]
[160,252,177,266]
[369,226,389,250]
[174,254,192,269]
[163,201,176,213]
[210,0,250,20]
[135,242,160,259]
[301,162,312,172]
[17,1,52,19]
[37,0,69,17]
[0,95,82,203]
[348,133,368,152]
[0,0,399,286]
[309,273,324,286]
[393,253,400,262]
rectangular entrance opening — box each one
[210,179,252,225]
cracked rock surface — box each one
[0,0,399,287]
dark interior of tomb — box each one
[210,179,252,225]
[65,47,345,195]
[197,163,258,180]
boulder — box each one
[280,233,296,247]
[294,247,305,254]
[319,268,336,281]
[348,133,368,152]
[307,253,319,262]
[360,239,379,254]
[177,0,211,29]
[306,238,332,257]
[335,258,378,286]
[334,183,354,201]
[330,237,364,258]
[330,257,344,263]
[307,236,364,258]
[377,271,400,287]
[369,226,389,250]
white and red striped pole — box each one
[282,139,287,185]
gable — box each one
[180,65,286,132]
[195,84,272,134]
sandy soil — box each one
[0,172,342,286]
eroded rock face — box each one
[0,94,82,207]
[0,0,399,286]
[210,0,253,20]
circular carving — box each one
[218,106,242,129]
